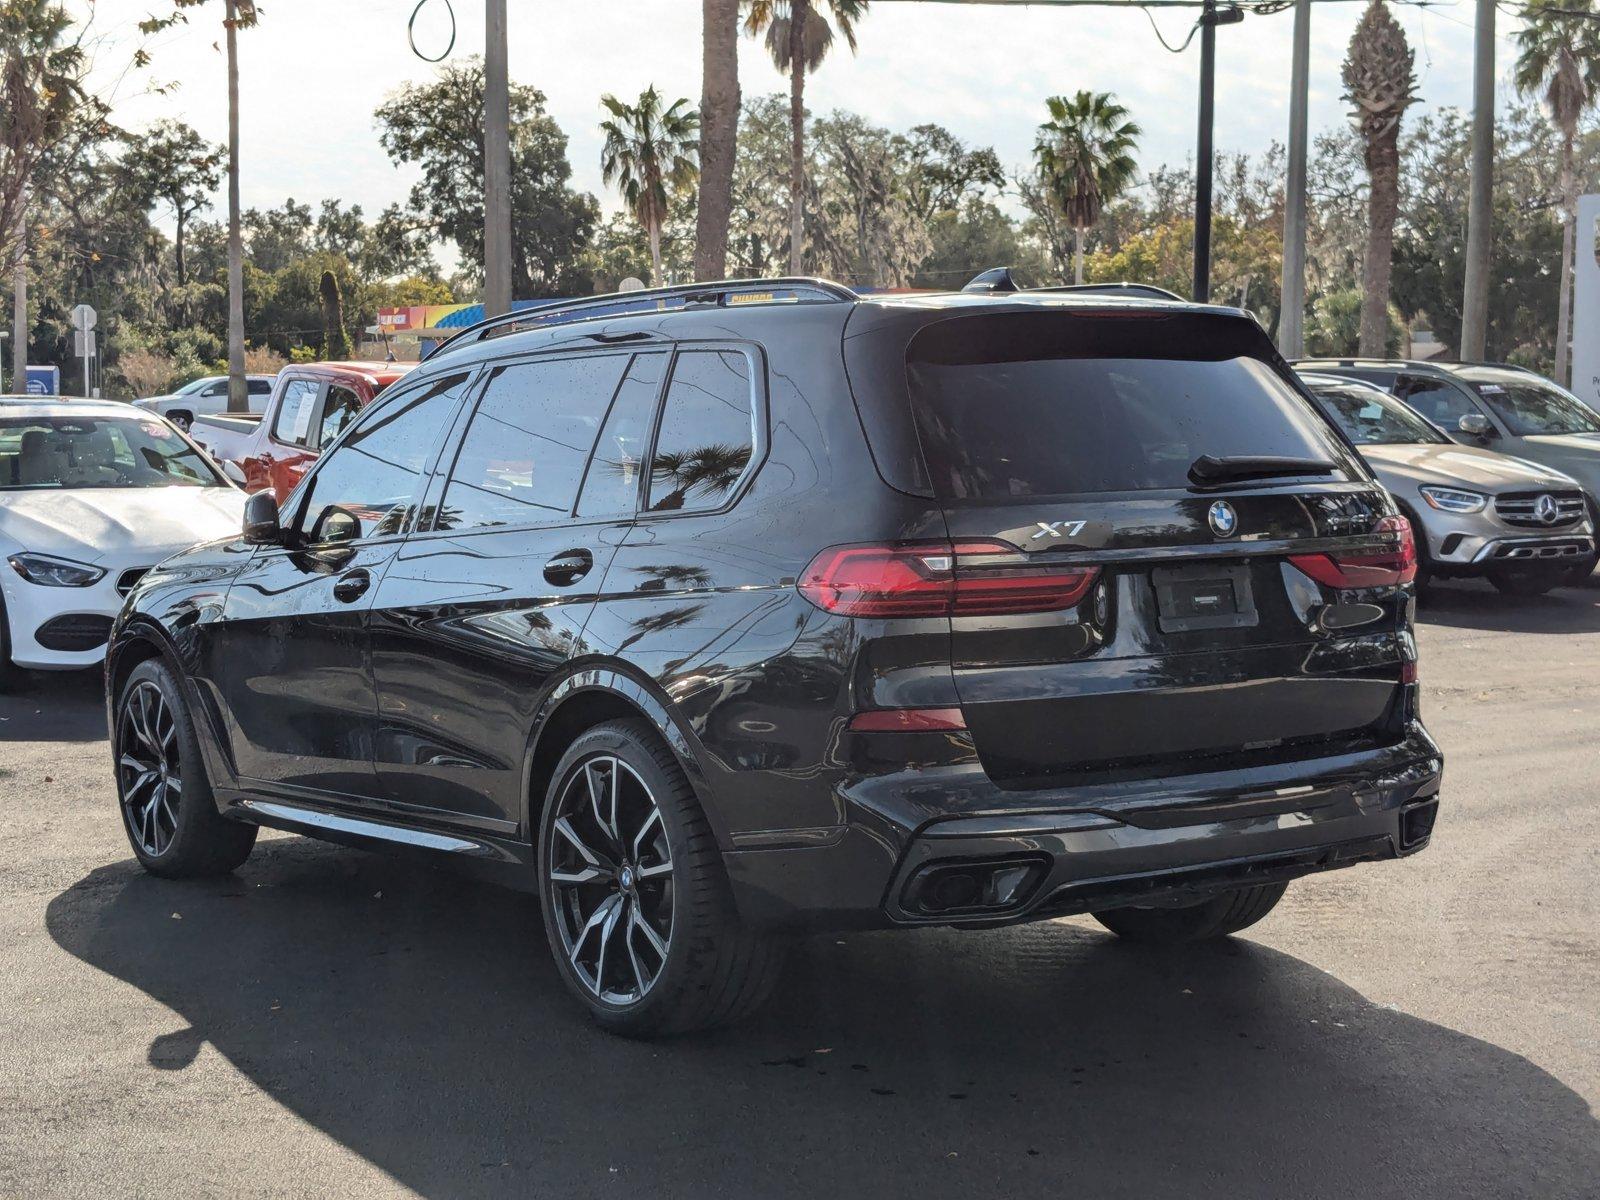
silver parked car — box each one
[1300,373,1596,595]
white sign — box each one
[70,303,97,332]
[1573,195,1600,413]
[73,329,96,358]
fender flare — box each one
[520,662,731,850]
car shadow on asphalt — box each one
[1418,575,1600,635]
[0,669,105,744]
[46,843,1600,1200]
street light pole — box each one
[1279,0,1312,356]
[1193,0,1217,303]
[1460,0,1495,360]
[483,0,513,318]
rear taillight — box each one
[798,541,1100,618]
[1289,515,1418,588]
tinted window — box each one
[1464,375,1600,436]
[1311,384,1446,445]
[646,350,756,513]
[437,355,629,531]
[248,378,272,395]
[1398,379,1482,431]
[907,315,1352,498]
[317,386,361,450]
[576,353,665,517]
[299,373,468,543]
[272,380,321,445]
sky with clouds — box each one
[82,0,1529,228]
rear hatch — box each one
[898,306,1411,788]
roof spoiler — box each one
[960,269,1186,303]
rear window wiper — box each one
[1187,454,1337,486]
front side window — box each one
[0,414,224,489]
[297,373,468,544]
[1397,379,1483,432]
[1465,375,1600,436]
[436,354,629,531]
[646,350,757,513]
[272,379,322,445]
[1313,384,1447,445]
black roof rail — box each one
[424,277,858,361]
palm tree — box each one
[741,0,868,274]
[1033,91,1140,284]
[600,86,700,284]
[1516,0,1600,386]
[1342,0,1416,358]
[697,0,742,281]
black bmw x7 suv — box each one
[106,279,1442,1035]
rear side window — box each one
[438,354,629,531]
[646,350,756,513]
[906,313,1353,499]
[576,353,666,517]
[248,379,272,395]
[316,386,361,450]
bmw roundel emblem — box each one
[1208,500,1239,537]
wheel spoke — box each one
[624,904,649,993]
[553,816,606,868]
[630,904,668,959]
[637,859,672,880]
[595,896,623,992]
[586,761,618,846]
[632,805,661,859]
[550,864,608,885]
[569,893,621,975]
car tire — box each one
[114,657,256,877]
[0,593,20,692]
[1091,882,1288,945]
[537,718,784,1037]
[1489,569,1562,597]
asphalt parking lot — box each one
[1,578,1596,1200]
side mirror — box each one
[242,491,282,545]
[1458,412,1493,438]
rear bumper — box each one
[724,725,1442,932]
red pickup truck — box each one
[190,361,414,502]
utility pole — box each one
[483,0,513,317]
[1278,0,1312,356]
[1460,0,1495,360]
[10,187,25,394]
[1194,0,1217,303]
[224,0,247,412]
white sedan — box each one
[0,402,246,681]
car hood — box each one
[0,487,246,565]
[1359,443,1579,492]
[1512,434,1600,496]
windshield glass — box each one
[1311,382,1447,445]
[906,314,1356,498]
[0,414,224,490]
[1464,374,1600,436]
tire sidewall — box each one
[535,722,708,1033]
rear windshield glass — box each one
[906,313,1354,499]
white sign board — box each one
[73,329,96,357]
[1572,194,1600,413]
[70,303,97,332]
